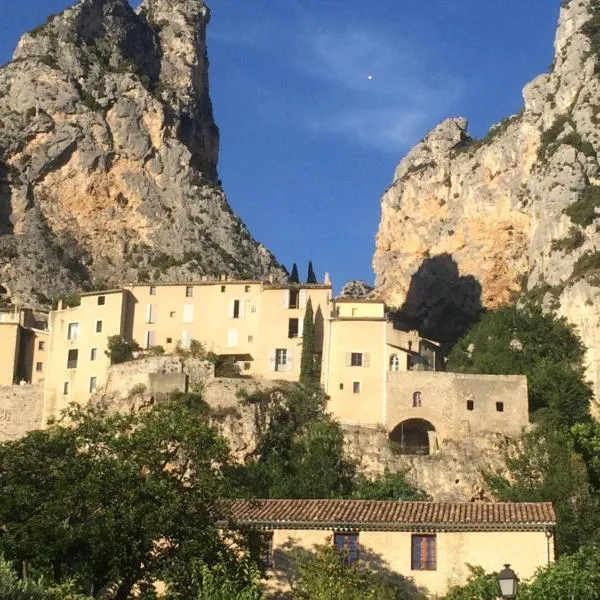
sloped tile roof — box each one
[227,500,556,531]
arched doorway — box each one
[389,419,436,456]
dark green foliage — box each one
[300,298,317,384]
[537,115,570,161]
[307,261,318,284]
[53,293,81,309]
[442,565,499,600]
[0,397,248,598]
[564,185,600,227]
[351,470,429,501]
[582,2,600,68]
[561,131,597,157]
[551,226,585,252]
[447,305,592,426]
[484,424,600,554]
[105,334,140,364]
[289,263,300,284]
[572,250,600,278]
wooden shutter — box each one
[363,353,370,367]
[228,299,235,318]
[145,330,156,348]
[298,318,304,338]
[239,300,246,319]
[146,304,155,324]
[299,289,308,308]
[227,328,238,348]
[345,352,352,366]
[181,330,192,350]
[182,304,194,323]
[282,290,289,308]
[286,348,294,372]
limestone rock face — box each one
[0,0,284,306]
[374,0,600,406]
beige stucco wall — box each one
[386,372,529,442]
[0,323,19,385]
[43,291,126,423]
[266,527,553,599]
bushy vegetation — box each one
[550,226,585,252]
[447,304,592,427]
[572,250,600,279]
[105,334,140,364]
[564,184,600,227]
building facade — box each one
[227,498,556,598]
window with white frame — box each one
[353,381,361,393]
[96,320,103,333]
[63,381,70,395]
[390,354,400,371]
[67,322,79,340]
[275,349,288,371]
[90,348,98,361]
[67,349,78,369]
[350,352,363,366]
[89,377,97,393]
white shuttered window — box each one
[182,304,194,323]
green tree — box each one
[104,335,140,364]
[307,261,318,284]
[483,424,600,554]
[289,263,300,284]
[446,305,592,427]
[0,395,250,599]
[351,470,429,501]
[300,298,317,384]
[291,543,422,600]
[442,565,499,600]
[234,384,356,499]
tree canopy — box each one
[446,304,592,427]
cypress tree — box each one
[289,263,300,284]
[300,297,316,384]
[306,260,318,284]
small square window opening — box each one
[496,402,504,412]
[96,320,103,333]
[97,296,106,306]
[467,400,474,411]
[185,286,194,297]
[36,362,43,372]
[149,286,156,296]
[353,381,361,393]
[350,352,363,366]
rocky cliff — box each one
[0,0,284,306]
[374,0,600,405]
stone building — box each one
[227,498,556,598]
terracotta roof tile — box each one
[227,500,555,531]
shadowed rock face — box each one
[374,0,600,408]
[0,0,285,305]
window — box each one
[67,349,78,369]
[339,383,344,390]
[63,381,70,395]
[166,337,172,344]
[351,308,358,317]
[183,304,194,323]
[146,304,156,324]
[248,335,254,343]
[275,348,288,371]
[350,352,363,366]
[245,285,251,293]
[36,362,43,372]
[185,286,194,297]
[467,400,474,411]
[232,299,240,318]
[251,305,257,313]
[145,331,156,348]
[288,318,299,338]
[149,286,156,296]
[289,289,300,309]
[390,354,400,371]
[38,341,46,351]
[353,381,361,394]
[334,533,359,565]
[413,391,422,407]
[221,285,226,292]
[181,330,192,350]
[97,296,106,306]
[96,320,103,333]
[89,377,97,393]
[411,535,436,570]
[90,348,97,361]
[496,402,504,412]
[170,311,176,318]
[227,328,238,348]
[67,322,79,341]
[249,531,273,569]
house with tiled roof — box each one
[227,499,556,598]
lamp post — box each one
[498,564,519,599]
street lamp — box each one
[498,564,519,599]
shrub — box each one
[105,335,140,364]
[551,226,585,252]
[572,250,600,278]
[564,185,600,227]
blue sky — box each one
[1,1,563,289]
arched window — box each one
[389,354,400,372]
[413,391,422,407]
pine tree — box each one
[289,263,300,284]
[306,260,317,284]
[300,298,316,384]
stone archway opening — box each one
[389,418,436,456]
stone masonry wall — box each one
[0,385,44,442]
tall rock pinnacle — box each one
[0,0,284,306]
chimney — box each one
[324,272,332,286]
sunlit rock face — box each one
[0,0,285,306]
[374,0,600,411]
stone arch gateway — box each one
[389,418,436,455]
